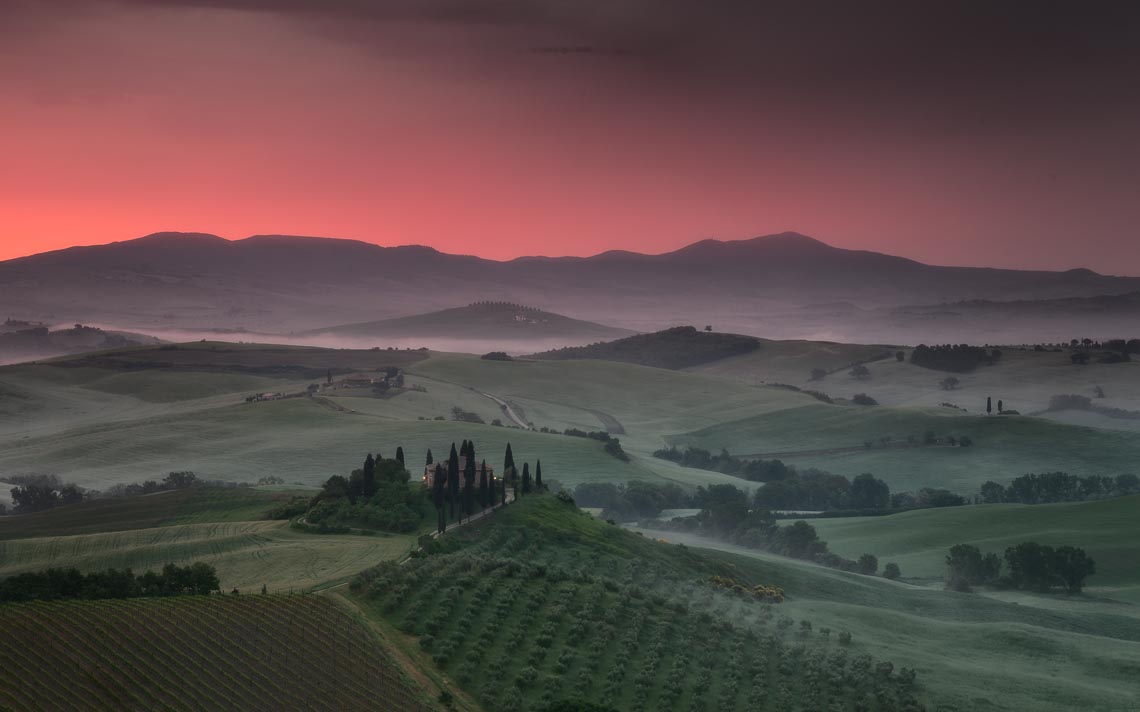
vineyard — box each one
[0,594,433,711]
[353,495,925,711]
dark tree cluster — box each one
[563,429,629,461]
[653,446,793,482]
[8,476,84,514]
[0,563,220,602]
[910,344,1001,373]
[654,485,890,576]
[755,472,892,512]
[978,472,1139,504]
[945,542,1095,594]
[309,453,421,532]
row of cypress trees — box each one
[429,440,545,534]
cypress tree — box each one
[463,457,476,516]
[433,464,446,533]
[426,449,434,466]
[478,461,488,508]
[487,466,496,508]
[535,460,543,492]
[395,446,405,468]
[501,472,507,506]
[362,454,376,498]
[998,399,1004,413]
[987,397,992,415]
[448,443,460,521]
[521,462,532,495]
[504,443,516,493]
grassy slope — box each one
[0,595,434,712]
[672,404,1140,491]
[695,345,1140,432]
[810,496,1140,601]
[359,495,1140,712]
[528,326,761,370]
[632,527,1140,712]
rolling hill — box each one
[529,326,762,369]
[308,301,634,346]
[3,231,1138,342]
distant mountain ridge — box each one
[2,231,1137,342]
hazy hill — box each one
[529,325,761,369]
[0,321,160,365]
[307,302,634,345]
[3,231,1138,342]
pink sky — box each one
[1,2,1138,273]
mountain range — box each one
[2,231,1137,344]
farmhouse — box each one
[423,455,494,488]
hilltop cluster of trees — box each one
[427,440,543,534]
[910,344,1001,373]
[945,543,1095,594]
[6,474,85,514]
[308,451,423,533]
[0,563,220,602]
[978,472,1139,504]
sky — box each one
[1,0,1139,273]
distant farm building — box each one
[423,455,494,488]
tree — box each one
[997,399,1004,413]
[848,473,890,509]
[433,464,447,533]
[986,396,992,415]
[1049,546,1096,593]
[857,554,878,575]
[979,480,1005,503]
[395,446,405,468]
[503,443,516,493]
[851,393,878,406]
[946,544,1000,590]
[478,461,488,508]
[940,376,960,391]
[850,364,871,380]
[535,460,544,492]
[164,471,198,489]
[426,449,434,467]
[1071,352,1090,365]
[883,563,901,580]
[895,351,905,362]
[521,463,532,495]
[447,444,460,521]
[1004,542,1051,591]
[362,454,377,499]
[463,457,476,516]
[810,368,827,381]
[704,325,713,332]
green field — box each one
[810,496,1140,601]
[0,594,433,711]
[0,487,415,592]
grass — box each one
[809,495,1140,601]
[0,594,433,711]
[0,487,289,540]
[0,520,414,592]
